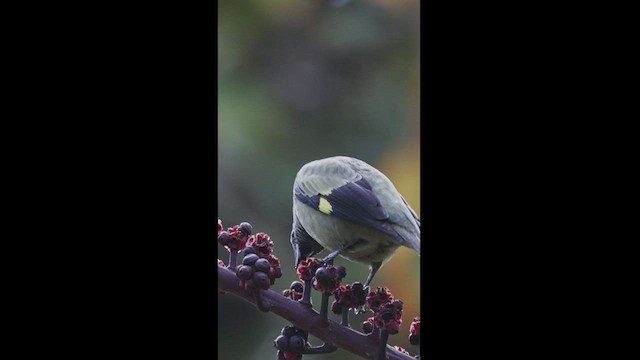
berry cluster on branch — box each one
[217,219,420,359]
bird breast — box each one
[294,201,400,264]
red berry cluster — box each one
[296,258,324,282]
[282,281,304,301]
[218,221,252,253]
[236,253,282,290]
[331,282,367,314]
[409,317,420,345]
[245,232,274,258]
[373,299,403,334]
[313,265,346,294]
[362,287,404,334]
[274,325,309,360]
[366,287,394,312]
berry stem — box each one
[318,291,330,327]
[228,250,237,270]
[376,329,389,360]
[300,341,338,354]
[369,326,380,342]
[253,289,271,312]
[340,305,350,327]
[299,279,313,306]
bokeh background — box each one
[218,0,420,358]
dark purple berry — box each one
[331,300,342,314]
[281,326,296,337]
[274,335,289,350]
[252,271,270,289]
[239,222,252,236]
[362,319,374,334]
[254,258,271,273]
[242,253,259,266]
[296,328,308,341]
[288,335,304,350]
[409,333,420,346]
[335,265,347,278]
[243,246,256,256]
[290,281,304,292]
[315,267,330,282]
[218,231,230,246]
[236,265,253,280]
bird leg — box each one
[363,261,382,292]
[355,261,382,315]
[322,249,341,266]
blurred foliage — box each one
[218,0,420,359]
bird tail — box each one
[411,238,421,255]
[392,224,420,255]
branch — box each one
[218,266,415,360]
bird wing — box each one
[294,171,404,243]
[395,195,421,253]
[290,212,324,266]
[401,195,420,230]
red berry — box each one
[283,352,302,360]
[296,258,323,282]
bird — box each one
[290,156,420,291]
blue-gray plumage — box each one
[290,156,420,290]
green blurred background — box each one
[218,0,420,358]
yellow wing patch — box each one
[318,197,333,214]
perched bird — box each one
[290,156,421,290]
